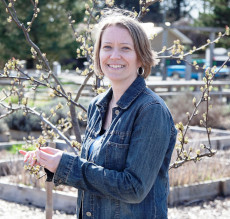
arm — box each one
[54,103,173,203]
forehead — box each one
[101,25,133,44]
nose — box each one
[110,48,121,60]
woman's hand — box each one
[19,147,63,173]
[19,149,39,167]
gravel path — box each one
[0,196,230,218]
[0,199,75,219]
[168,196,230,219]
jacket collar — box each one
[96,76,146,110]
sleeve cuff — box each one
[53,152,76,186]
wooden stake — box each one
[45,141,56,219]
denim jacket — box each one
[54,76,177,219]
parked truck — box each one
[166,58,230,80]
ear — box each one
[137,58,142,68]
[137,60,142,69]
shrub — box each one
[4,98,80,132]
[0,122,9,134]
[166,93,230,130]
[5,111,41,132]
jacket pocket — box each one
[105,141,129,171]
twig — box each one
[170,150,216,169]
[28,107,77,154]
[75,71,94,103]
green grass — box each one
[7,144,35,154]
[4,95,19,104]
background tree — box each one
[114,0,162,23]
[164,0,191,22]
[196,0,230,48]
[0,0,85,69]
[114,0,191,23]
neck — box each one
[111,86,124,103]
[109,94,117,108]
[110,75,137,103]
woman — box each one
[20,10,177,219]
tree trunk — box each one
[70,104,82,143]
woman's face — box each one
[99,25,141,84]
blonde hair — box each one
[93,9,158,78]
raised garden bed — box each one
[0,132,10,142]
[0,169,229,211]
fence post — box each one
[209,32,215,68]
[162,28,168,81]
[185,55,192,80]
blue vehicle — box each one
[167,65,200,80]
[167,59,230,80]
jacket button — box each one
[115,110,119,115]
[86,212,92,217]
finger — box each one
[28,152,36,166]
[19,150,30,162]
[38,149,53,161]
[19,150,27,155]
[31,153,38,166]
[39,147,61,155]
[37,149,63,173]
[37,158,45,167]
[24,151,32,162]
[35,150,50,168]
[26,150,38,166]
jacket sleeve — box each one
[53,103,175,203]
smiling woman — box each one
[20,9,177,219]
[93,12,156,79]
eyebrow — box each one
[102,42,134,46]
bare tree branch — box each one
[28,107,77,154]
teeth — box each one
[108,64,124,69]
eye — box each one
[122,47,131,50]
[102,45,112,50]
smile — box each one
[108,64,125,69]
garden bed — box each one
[0,171,229,210]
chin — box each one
[107,76,124,82]
[104,73,122,80]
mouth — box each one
[107,64,125,69]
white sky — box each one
[187,0,207,19]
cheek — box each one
[99,51,106,65]
[130,54,141,67]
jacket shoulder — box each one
[139,87,168,110]
[87,91,108,115]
